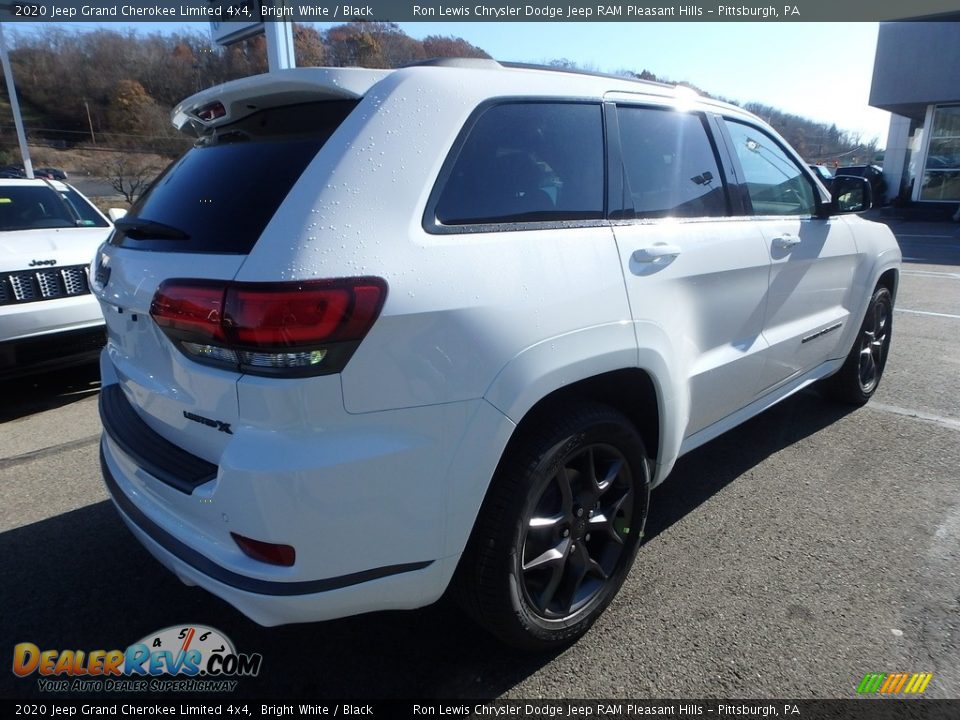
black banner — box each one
[0,0,959,23]
[2,700,960,719]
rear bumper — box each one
[98,374,514,626]
[100,445,431,595]
[101,444,443,625]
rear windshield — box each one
[0,185,94,231]
[111,100,358,254]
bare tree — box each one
[100,154,159,206]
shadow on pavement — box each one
[0,390,857,701]
[645,389,854,542]
[0,363,101,424]
[0,505,557,700]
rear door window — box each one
[111,100,358,253]
[616,106,728,219]
[433,102,605,227]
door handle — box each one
[773,234,802,250]
[632,244,682,263]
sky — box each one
[8,21,892,145]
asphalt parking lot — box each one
[1,219,958,701]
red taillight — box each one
[231,533,295,567]
[225,285,352,347]
[195,101,226,122]
[149,281,227,344]
[150,277,387,377]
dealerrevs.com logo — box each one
[12,625,262,693]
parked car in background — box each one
[0,165,26,179]
[0,166,69,181]
[94,62,900,650]
[34,167,69,181]
[0,178,112,379]
[835,164,886,205]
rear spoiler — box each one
[171,67,391,136]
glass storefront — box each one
[920,105,960,201]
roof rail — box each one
[500,61,680,92]
[402,58,502,69]
[399,58,692,96]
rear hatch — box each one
[95,69,388,464]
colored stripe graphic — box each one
[916,673,933,694]
[857,672,933,695]
[892,673,909,694]
[857,673,884,694]
[879,674,897,694]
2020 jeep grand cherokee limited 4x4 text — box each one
[94,61,900,649]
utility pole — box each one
[0,21,33,178]
[84,99,96,145]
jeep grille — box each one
[0,265,91,306]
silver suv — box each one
[0,178,110,379]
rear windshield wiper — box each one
[115,218,190,240]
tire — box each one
[454,402,651,650]
[825,285,893,405]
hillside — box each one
[0,24,876,176]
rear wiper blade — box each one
[115,218,190,240]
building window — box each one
[920,105,960,202]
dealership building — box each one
[870,21,960,206]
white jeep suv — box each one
[0,178,111,379]
[94,61,900,649]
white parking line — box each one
[896,308,960,320]
[902,270,960,279]
[897,234,956,239]
[866,402,960,433]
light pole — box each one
[0,20,33,178]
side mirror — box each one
[823,176,872,216]
[107,208,127,222]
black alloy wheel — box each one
[454,402,650,650]
[857,291,891,394]
[519,442,635,619]
[826,285,893,405]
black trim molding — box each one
[802,322,843,344]
[99,384,217,494]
